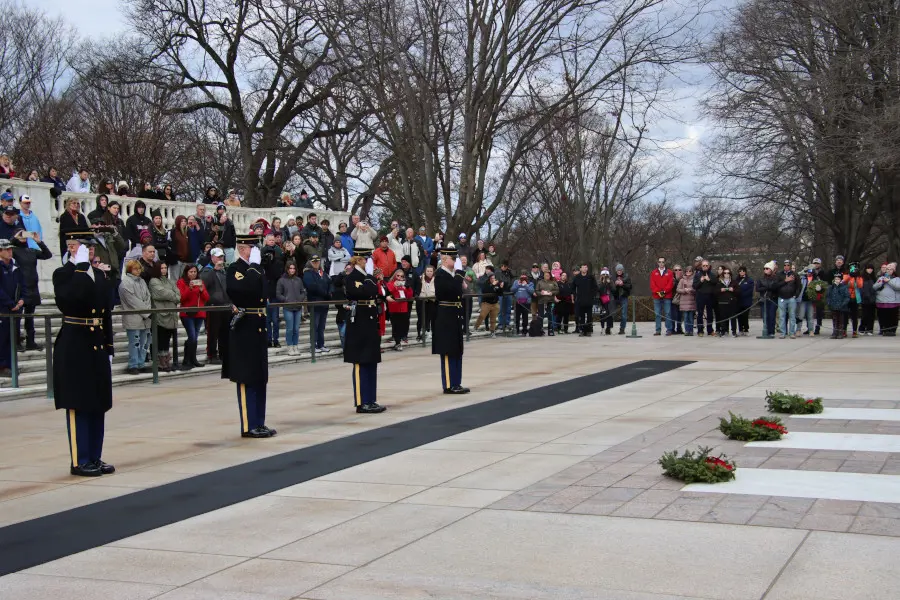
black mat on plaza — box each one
[0,359,690,575]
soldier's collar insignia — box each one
[355,281,362,288]
[234,272,244,280]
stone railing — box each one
[0,180,350,297]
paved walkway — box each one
[2,324,900,598]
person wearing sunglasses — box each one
[716,267,739,337]
[756,261,779,337]
[670,265,684,334]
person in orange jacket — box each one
[372,236,397,279]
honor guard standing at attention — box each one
[343,255,387,413]
[53,231,116,477]
[222,234,277,438]
[434,243,470,394]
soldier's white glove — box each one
[365,257,374,275]
[109,356,113,365]
[454,258,462,271]
[73,245,90,265]
[249,247,261,264]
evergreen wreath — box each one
[719,412,787,441]
[765,390,824,414]
[659,446,736,483]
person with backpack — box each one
[511,272,534,336]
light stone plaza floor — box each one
[2,322,900,599]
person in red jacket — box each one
[177,264,210,370]
[386,269,412,351]
[649,256,675,335]
[372,236,397,278]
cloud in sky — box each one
[42,0,124,37]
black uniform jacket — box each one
[432,267,465,357]
[53,261,114,412]
[343,267,382,365]
[221,259,268,386]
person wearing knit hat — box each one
[756,261,778,337]
[372,234,397,278]
[612,263,632,334]
[828,255,847,283]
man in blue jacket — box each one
[303,255,332,353]
[0,205,22,243]
[0,239,23,376]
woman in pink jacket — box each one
[677,265,697,336]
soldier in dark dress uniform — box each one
[53,231,116,477]
[433,243,470,394]
[221,234,276,438]
[343,255,386,413]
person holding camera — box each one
[177,265,209,370]
[692,259,718,336]
[12,227,52,351]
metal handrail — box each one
[3,292,529,395]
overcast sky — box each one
[39,0,729,203]
[43,0,124,35]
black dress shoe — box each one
[25,341,44,351]
[260,425,277,436]
[241,427,273,438]
[356,403,387,413]
[207,357,222,365]
[125,367,141,375]
[94,460,116,474]
[444,386,470,395]
[70,463,102,477]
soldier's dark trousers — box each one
[236,383,267,433]
[66,409,105,467]
[440,354,462,390]
[351,363,378,407]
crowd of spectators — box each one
[647,255,900,339]
[0,165,898,379]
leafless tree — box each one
[336,0,704,234]
[0,1,76,153]
[703,0,900,261]
[87,0,369,206]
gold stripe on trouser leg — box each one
[239,384,249,432]
[354,364,362,406]
[443,355,451,389]
[68,409,78,467]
